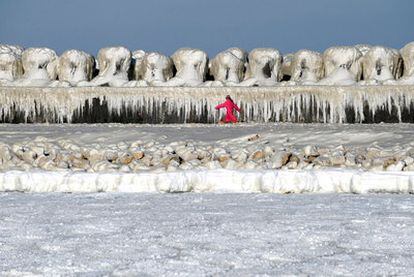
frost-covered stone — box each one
[244,160,258,169]
[14,47,58,87]
[281,53,294,80]
[319,46,362,85]
[162,48,208,87]
[286,161,298,169]
[177,149,198,162]
[386,160,405,171]
[398,42,414,84]
[330,152,346,166]
[205,160,222,169]
[313,155,331,167]
[224,158,239,169]
[290,50,323,84]
[360,46,402,84]
[209,47,247,85]
[241,48,282,86]
[140,52,174,85]
[0,44,23,84]
[271,151,291,169]
[132,50,146,81]
[355,44,372,56]
[344,152,356,166]
[57,49,94,86]
[303,145,319,157]
[92,160,119,172]
[118,152,134,164]
[88,46,132,87]
[250,150,265,160]
[179,162,193,170]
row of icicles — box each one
[1,85,413,124]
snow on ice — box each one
[0,193,413,275]
[1,123,414,193]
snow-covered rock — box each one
[281,53,294,80]
[87,46,132,87]
[398,42,414,84]
[132,49,146,80]
[0,44,23,84]
[209,47,247,85]
[135,52,174,86]
[319,46,363,85]
[161,48,208,87]
[290,49,323,84]
[14,47,59,87]
[56,49,94,86]
[241,48,282,86]
[360,46,402,84]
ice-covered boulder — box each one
[241,48,282,86]
[56,49,94,86]
[132,50,146,81]
[360,46,402,84]
[161,48,208,87]
[140,52,174,85]
[13,47,60,87]
[290,49,323,84]
[281,53,294,81]
[355,44,372,56]
[0,44,24,85]
[398,42,414,84]
[319,46,362,85]
[87,46,132,87]
[209,47,247,85]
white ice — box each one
[2,85,414,123]
[1,168,414,193]
[2,123,414,193]
[0,193,413,275]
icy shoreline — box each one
[1,169,413,193]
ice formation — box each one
[0,43,414,123]
[319,46,362,85]
[0,44,24,85]
[289,50,323,84]
[140,52,174,85]
[360,46,402,84]
[132,49,146,81]
[86,46,132,87]
[355,44,372,56]
[281,53,294,80]
[399,42,414,84]
[161,48,208,87]
[12,47,59,87]
[0,42,413,87]
[209,47,247,85]
[2,85,414,123]
[56,49,94,86]
[241,48,282,86]
[1,169,413,193]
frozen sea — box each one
[1,193,413,276]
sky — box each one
[0,0,413,56]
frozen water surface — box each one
[0,193,413,275]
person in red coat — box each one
[215,95,241,123]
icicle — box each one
[1,86,414,123]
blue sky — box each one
[0,0,413,56]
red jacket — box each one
[215,99,241,123]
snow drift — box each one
[1,169,413,193]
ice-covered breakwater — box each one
[1,85,414,123]
[2,43,414,87]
